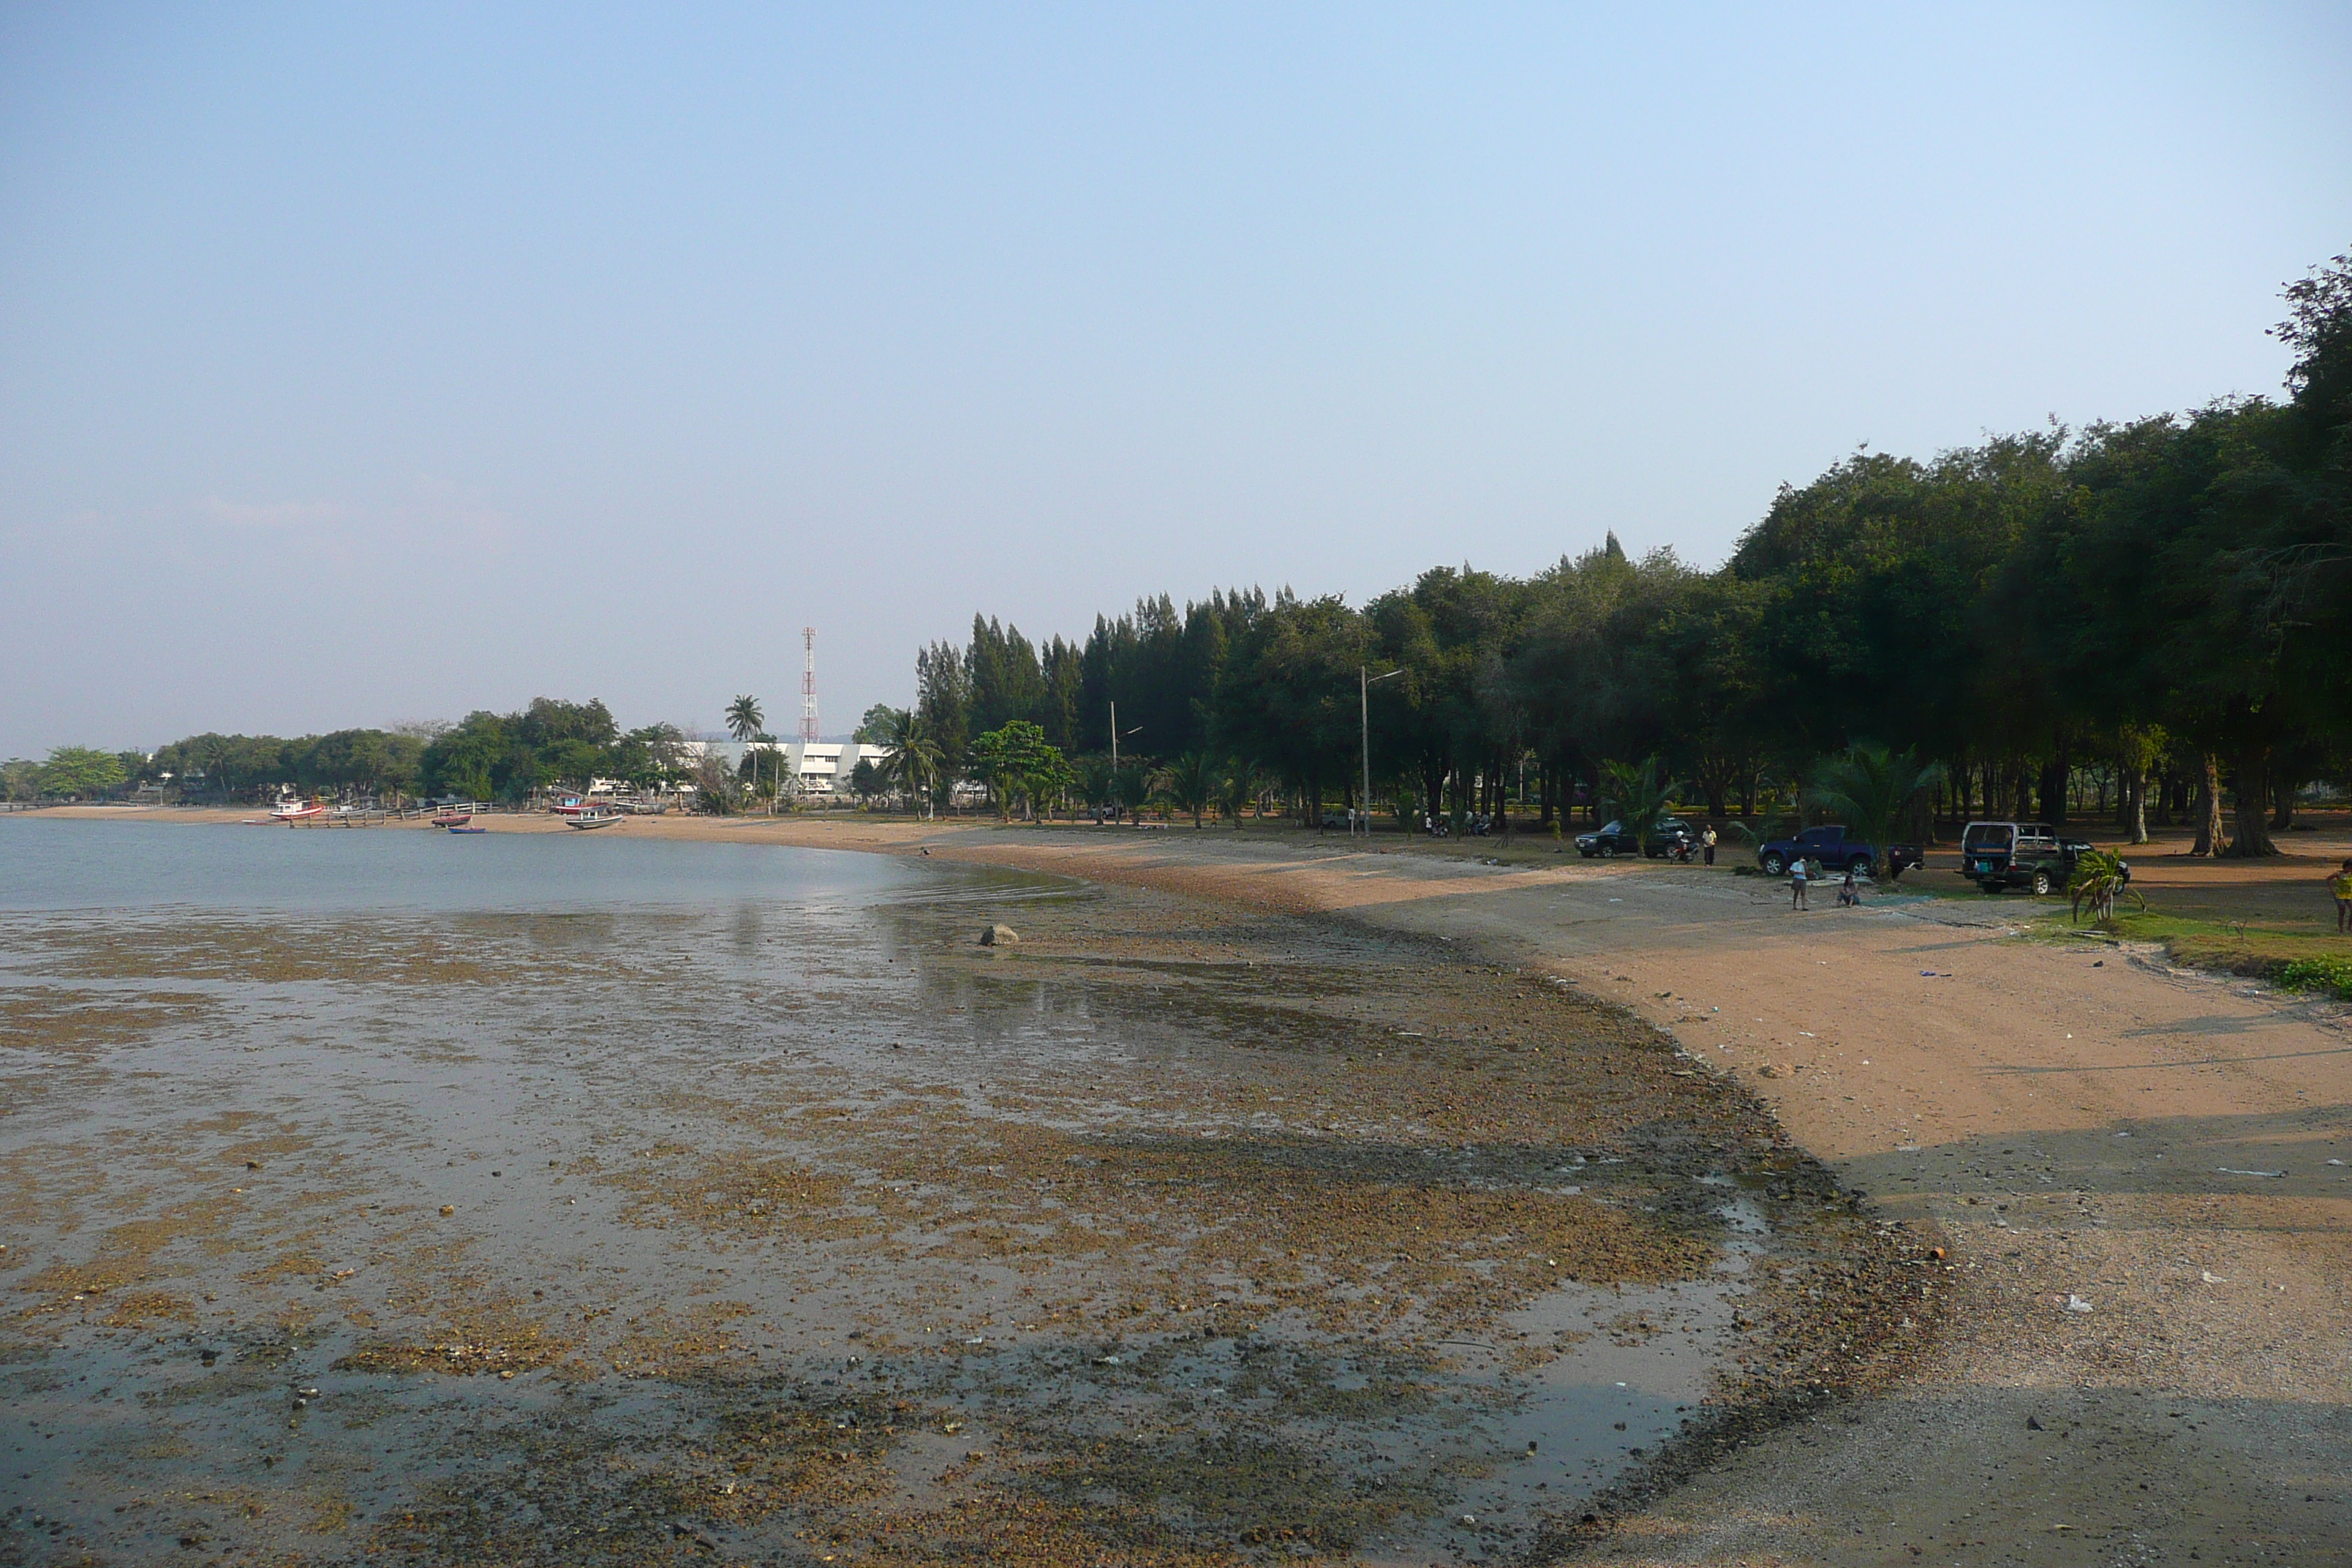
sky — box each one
[2,3,2347,755]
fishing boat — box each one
[568,811,622,830]
[430,810,474,828]
[268,796,325,823]
[447,823,487,834]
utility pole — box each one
[1360,666,1402,837]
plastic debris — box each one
[2064,1294,2093,1313]
[2215,1168,2285,1178]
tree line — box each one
[888,253,2351,853]
[12,254,2345,845]
[4,699,702,806]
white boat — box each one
[568,811,622,830]
[268,796,325,823]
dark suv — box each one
[1575,815,1696,858]
[1960,821,2098,894]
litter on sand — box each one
[2201,1270,2228,1284]
[2216,1168,2285,1178]
[2064,1295,2094,1313]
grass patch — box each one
[2030,904,2352,988]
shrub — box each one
[2277,957,2352,1001]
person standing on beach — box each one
[1701,824,1717,866]
[1790,856,1811,910]
[2332,858,2352,934]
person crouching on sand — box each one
[1790,857,1811,909]
[1836,870,1860,908]
[2332,858,2352,935]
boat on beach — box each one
[430,810,474,828]
[267,796,325,823]
[447,823,486,834]
[568,812,622,830]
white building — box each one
[697,739,895,796]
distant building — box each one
[693,739,894,796]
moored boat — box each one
[447,823,487,834]
[568,812,622,830]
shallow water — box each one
[1,820,1752,1564]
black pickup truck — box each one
[1959,821,2100,894]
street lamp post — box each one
[1108,701,1142,821]
[1360,667,1403,837]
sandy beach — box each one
[10,804,2350,1565]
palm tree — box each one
[2067,847,2144,925]
[1112,758,1161,821]
[1806,744,1948,879]
[1597,755,1679,856]
[197,734,233,800]
[1215,758,1256,830]
[1080,756,1117,817]
[1164,750,1219,829]
[725,695,764,803]
[877,708,942,819]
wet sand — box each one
[0,818,1919,1566]
[872,818,2352,1567]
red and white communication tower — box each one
[799,627,819,744]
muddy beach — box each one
[0,821,1923,1565]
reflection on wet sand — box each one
[1,829,1926,1564]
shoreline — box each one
[2,808,1921,1567]
[12,806,2351,1563]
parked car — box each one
[1575,815,1697,858]
[1959,821,2099,894]
[1754,824,1922,879]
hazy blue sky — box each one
[3,4,2347,754]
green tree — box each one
[1164,750,1219,828]
[725,696,766,802]
[1596,755,1678,856]
[1214,757,1256,829]
[1806,744,1947,878]
[875,707,943,818]
[916,641,972,809]
[968,720,1068,821]
[1215,593,1368,827]
[37,745,127,799]
[612,723,690,793]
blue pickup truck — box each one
[1754,825,1921,880]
